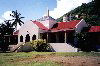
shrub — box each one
[75,33,96,52]
[31,39,51,52]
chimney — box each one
[69,14,72,21]
[47,7,49,17]
[63,15,68,22]
[75,15,78,18]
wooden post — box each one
[55,32,59,43]
[47,33,48,43]
[65,31,67,43]
[9,36,10,43]
[38,33,40,39]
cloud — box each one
[49,0,92,19]
[2,11,13,20]
[0,11,14,24]
[0,11,21,30]
[0,19,3,24]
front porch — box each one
[40,30,78,52]
[40,30,75,44]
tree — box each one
[94,0,100,8]
[0,20,14,52]
[57,1,100,26]
[75,33,90,51]
[4,20,14,35]
[0,10,24,52]
[0,20,14,35]
[11,10,24,31]
[94,0,100,15]
[75,31,97,52]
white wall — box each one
[40,20,49,29]
[75,19,88,33]
[63,16,68,22]
[18,21,39,43]
[40,19,56,29]
[49,19,56,28]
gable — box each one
[30,19,87,33]
[89,26,100,32]
[32,21,48,30]
[18,21,39,36]
[50,20,81,31]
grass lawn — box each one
[0,52,100,66]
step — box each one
[9,42,25,52]
[49,43,78,52]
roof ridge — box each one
[32,20,49,30]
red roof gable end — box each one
[13,30,19,35]
[50,20,81,31]
[89,26,100,32]
[32,21,48,30]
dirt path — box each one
[14,54,100,66]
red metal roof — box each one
[32,21,48,30]
[89,26,100,32]
[32,20,80,32]
[13,20,81,35]
[50,20,81,31]
[13,30,19,35]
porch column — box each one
[47,33,48,43]
[65,31,67,43]
[30,35,32,42]
[38,33,40,39]
[9,36,10,43]
[56,33,59,43]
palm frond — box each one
[20,17,25,19]
[11,10,25,28]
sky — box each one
[0,0,92,24]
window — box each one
[20,35,23,42]
[32,34,36,40]
[25,34,30,42]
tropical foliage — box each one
[10,10,24,30]
[0,20,14,35]
[57,1,100,51]
[57,1,100,26]
[0,20,14,52]
[0,10,24,52]
[31,39,51,52]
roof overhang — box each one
[45,28,75,33]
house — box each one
[87,26,100,51]
[13,10,88,52]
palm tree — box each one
[11,10,24,31]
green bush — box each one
[31,39,51,52]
